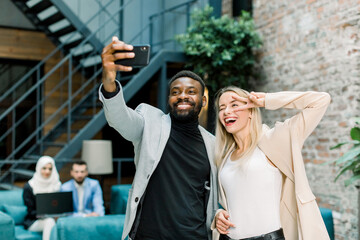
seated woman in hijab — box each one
[23,156,61,240]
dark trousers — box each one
[219,228,285,240]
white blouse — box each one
[220,146,282,239]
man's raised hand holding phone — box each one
[101,36,134,93]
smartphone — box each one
[114,44,151,67]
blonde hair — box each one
[214,86,263,167]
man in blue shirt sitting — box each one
[61,161,105,217]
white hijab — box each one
[28,156,61,195]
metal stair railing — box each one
[149,0,196,50]
[0,0,197,185]
[1,0,133,150]
[0,0,133,180]
[3,0,123,104]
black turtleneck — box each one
[134,114,210,240]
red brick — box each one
[306,0,317,5]
[339,122,347,127]
[318,152,330,157]
[313,159,325,164]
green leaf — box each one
[330,140,360,150]
[330,142,349,150]
[334,161,357,182]
[221,50,232,61]
[333,145,360,165]
[351,117,360,125]
[344,174,360,187]
[350,127,360,141]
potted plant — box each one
[176,5,262,132]
[330,118,360,186]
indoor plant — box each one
[330,118,360,186]
[176,5,262,131]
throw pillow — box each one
[1,204,27,225]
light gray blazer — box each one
[99,82,218,240]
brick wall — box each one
[222,0,360,239]
[252,0,360,239]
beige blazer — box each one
[212,91,331,240]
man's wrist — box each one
[102,80,117,92]
[101,81,120,99]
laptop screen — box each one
[36,192,73,217]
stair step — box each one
[41,12,65,26]
[43,142,67,147]
[28,0,53,14]
[24,155,42,160]
[80,103,102,108]
[73,50,95,62]
[0,183,22,190]
[72,115,93,120]
[82,56,102,68]
[50,25,76,38]
[64,38,84,51]
[11,169,34,178]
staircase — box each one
[0,0,196,189]
[12,0,103,52]
[11,0,108,79]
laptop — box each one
[36,192,73,217]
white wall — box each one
[0,0,35,29]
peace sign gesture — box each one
[232,91,265,111]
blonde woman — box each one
[23,156,61,240]
[212,87,331,240]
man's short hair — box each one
[72,160,87,169]
[168,70,205,96]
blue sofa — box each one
[110,184,132,215]
[50,214,125,240]
[0,189,126,240]
[0,211,15,240]
[320,207,335,240]
[0,190,42,240]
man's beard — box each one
[168,99,202,122]
[75,178,85,185]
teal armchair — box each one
[0,210,15,240]
[0,190,42,240]
[50,184,129,239]
[320,207,335,240]
[51,214,125,240]
[110,184,132,214]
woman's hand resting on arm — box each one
[215,209,235,235]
